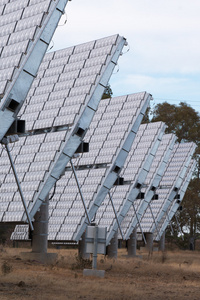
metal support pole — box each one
[70,159,90,225]
[159,231,165,251]
[32,194,49,253]
[145,232,154,252]
[132,203,146,244]
[78,231,90,259]
[92,225,98,270]
[108,192,124,240]
[107,231,118,259]
[127,228,137,257]
[148,203,161,240]
[5,143,33,231]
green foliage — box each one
[151,101,200,149]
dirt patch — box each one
[0,247,200,300]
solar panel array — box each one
[0,2,196,245]
[140,142,196,237]
[0,0,70,141]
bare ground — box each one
[0,247,200,300]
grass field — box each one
[0,247,200,300]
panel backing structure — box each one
[11,92,151,241]
[154,159,196,240]
[108,133,177,244]
[140,142,196,239]
[0,35,127,224]
[0,0,70,141]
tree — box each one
[151,101,200,249]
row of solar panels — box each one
[0,1,196,245]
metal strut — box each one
[148,203,161,240]
[5,143,34,231]
[70,159,90,225]
[108,191,124,240]
[132,202,146,244]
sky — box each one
[52,0,200,113]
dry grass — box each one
[0,247,200,299]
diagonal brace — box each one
[5,143,33,231]
[70,159,90,225]
[132,202,146,244]
[108,191,124,240]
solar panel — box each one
[110,133,177,243]
[23,35,127,222]
[20,35,124,132]
[140,142,196,235]
[0,35,127,226]
[154,159,196,240]
[0,0,70,141]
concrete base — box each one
[83,269,105,278]
[20,252,58,265]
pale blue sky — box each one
[52,0,200,113]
